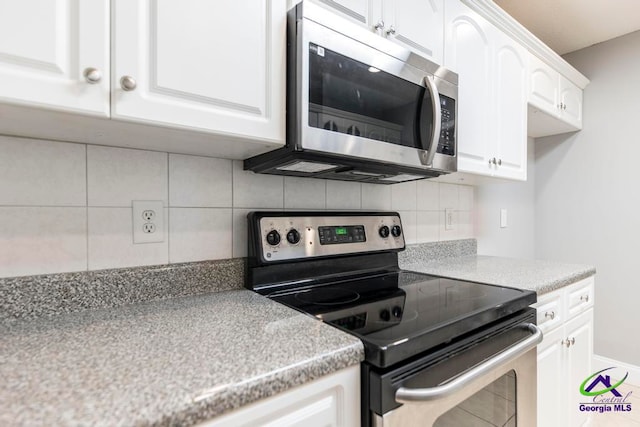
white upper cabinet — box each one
[381,0,444,63]
[529,54,559,114]
[314,0,444,63]
[112,0,286,144]
[559,76,583,129]
[0,0,109,116]
[445,0,527,180]
[528,53,583,137]
[312,0,378,27]
[444,2,492,177]
[493,31,527,180]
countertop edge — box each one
[175,340,365,425]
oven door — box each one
[294,12,457,174]
[371,320,542,427]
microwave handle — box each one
[395,323,543,402]
[418,76,441,167]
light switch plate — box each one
[445,208,454,230]
[133,200,164,243]
[500,209,508,228]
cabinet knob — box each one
[83,67,102,84]
[386,25,396,36]
[562,337,576,347]
[374,20,385,34]
[489,157,497,165]
[497,158,502,166]
[580,294,589,303]
[563,103,567,110]
[120,75,137,91]
[544,311,555,320]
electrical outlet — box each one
[133,200,164,244]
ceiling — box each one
[493,0,640,54]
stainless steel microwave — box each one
[245,1,458,184]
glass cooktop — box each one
[268,271,536,368]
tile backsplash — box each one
[0,135,475,278]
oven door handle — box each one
[395,323,543,403]
[418,75,441,167]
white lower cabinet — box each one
[534,277,594,427]
[197,365,360,427]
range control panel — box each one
[253,212,405,263]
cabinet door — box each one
[528,54,559,117]
[199,366,360,427]
[313,0,380,28]
[493,31,527,181]
[565,309,593,427]
[0,0,109,116]
[444,1,493,176]
[382,0,444,63]
[112,0,286,144]
[559,76,583,130]
[537,327,566,427]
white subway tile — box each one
[232,161,284,209]
[169,154,232,208]
[326,181,361,210]
[391,181,417,211]
[0,207,87,277]
[232,208,251,258]
[284,177,326,210]
[458,211,475,239]
[416,180,439,211]
[361,183,391,210]
[398,210,417,245]
[169,208,232,263]
[0,136,86,206]
[459,185,475,211]
[416,211,440,243]
[88,207,168,270]
[87,146,168,207]
[439,210,460,241]
[439,183,459,210]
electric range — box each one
[246,211,541,427]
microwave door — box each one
[417,76,441,167]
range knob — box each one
[286,229,301,244]
[266,230,281,246]
[392,306,403,319]
[379,225,390,238]
[380,309,391,322]
[391,225,402,237]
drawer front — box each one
[533,290,563,332]
[567,276,595,318]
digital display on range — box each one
[318,225,366,245]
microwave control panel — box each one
[438,95,456,157]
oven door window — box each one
[434,370,517,427]
[308,43,433,150]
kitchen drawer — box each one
[533,289,563,333]
[566,276,594,317]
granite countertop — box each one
[0,289,364,427]
[400,255,596,295]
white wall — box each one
[0,135,475,278]
[535,30,640,365]
[475,138,536,259]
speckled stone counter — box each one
[400,255,596,295]
[0,290,364,427]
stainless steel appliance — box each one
[244,2,458,184]
[246,211,542,426]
